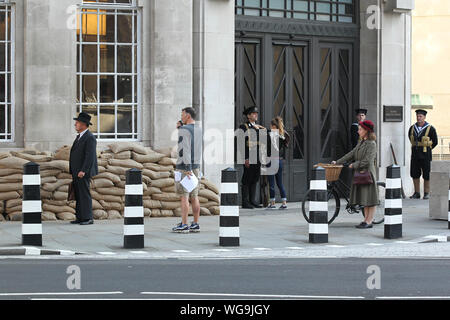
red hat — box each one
[359,120,374,132]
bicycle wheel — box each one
[301,188,340,225]
[361,182,385,225]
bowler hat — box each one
[73,112,93,126]
[243,106,258,116]
[415,109,428,116]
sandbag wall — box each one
[0,143,220,222]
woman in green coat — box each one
[332,120,379,229]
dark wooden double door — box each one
[235,36,356,201]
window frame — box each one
[77,0,142,141]
[235,0,356,24]
[0,0,14,142]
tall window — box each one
[77,0,140,140]
[0,0,13,141]
[236,0,355,23]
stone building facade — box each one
[0,0,414,198]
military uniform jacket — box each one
[409,122,438,161]
[238,121,266,164]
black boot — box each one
[241,185,254,209]
[250,183,263,208]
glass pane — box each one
[269,0,284,9]
[99,13,115,43]
[0,11,5,41]
[117,45,132,73]
[82,45,98,72]
[100,45,115,73]
[117,76,132,103]
[0,44,5,71]
[117,14,132,43]
[117,105,132,133]
[243,9,260,16]
[0,74,4,102]
[82,10,98,42]
[316,2,331,13]
[99,105,115,133]
[293,0,308,11]
[245,0,260,7]
[100,75,115,102]
[269,11,284,17]
[82,75,98,102]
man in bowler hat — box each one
[69,112,99,225]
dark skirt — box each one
[349,173,379,207]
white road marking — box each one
[326,245,346,248]
[140,291,365,299]
[365,243,384,246]
[377,296,450,300]
[97,252,117,255]
[395,241,415,244]
[212,249,232,252]
[172,250,191,253]
[253,248,272,251]
[0,292,123,297]
[129,251,147,254]
[285,247,304,250]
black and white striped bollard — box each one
[22,162,42,246]
[384,165,402,239]
[308,167,328,244]
[124,169,144,249]
[220,168,239,247]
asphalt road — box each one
[0,258,449,301]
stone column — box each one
[146,0,193,150]
[23,0,78,151]
[193,0,235,189]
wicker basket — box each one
[313,163,344,182]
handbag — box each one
[67,181,76,201]
[353,170,374,185]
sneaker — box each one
[423,193,430,200]
[409,192,420,199]
[355,222,373,229]
[279,205,288,210]
[266,204,276,210]
[189,222,200,233]
[172,223,189,234]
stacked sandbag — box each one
[0,143,221,221]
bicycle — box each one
[301,163,385,225]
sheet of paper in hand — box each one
[181,173,199,193]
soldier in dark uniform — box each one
[238,106,265,209]
[409,109,438,200]
[351,108,367,149]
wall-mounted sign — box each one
[383,106,403,122]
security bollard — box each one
[22,162,42,246]
[384,165,402,239]
[308,167,328,244]
[219,168,239,247]
[124,168,144,249]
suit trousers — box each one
[73,176,93,221]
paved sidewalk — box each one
[0,199,449,259]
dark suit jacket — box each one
[69,130,99,178]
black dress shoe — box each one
[423,193,430,200]
[355,222,373,229]
[70,220,82,224]
[242,203,255,209]
[80,220,94,225]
